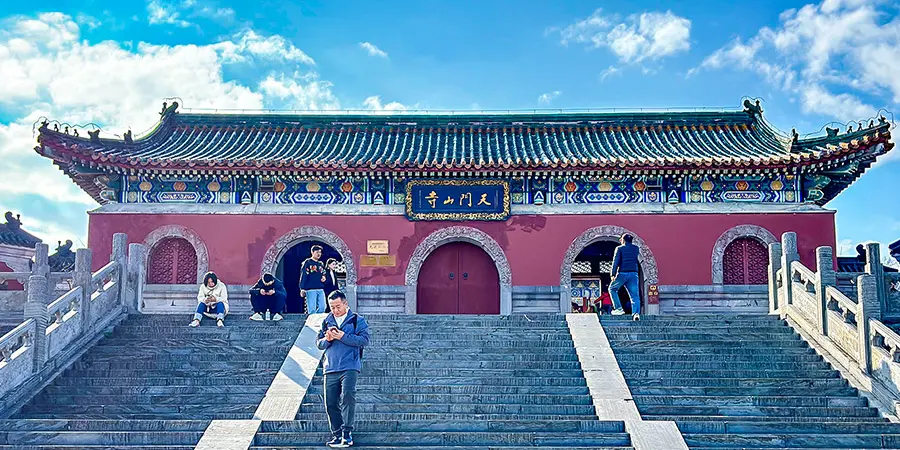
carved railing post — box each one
[74,249,93,332]
[126,243,148,313]
[857,274,879,374]
[815,246,835,335]
[864,243,886,319]
[768,242,783,313]
[24,243,51,291]
[780,232,799,309]
[22,275,49,370]
[111,233,128,311]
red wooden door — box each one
[417,243,460,314]
[458,243,500,314]
[417,242,500,314]
[148,237,197,284]
[723,237,769,285]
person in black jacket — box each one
[609,233,642,321]
[249,273,287,321]
[322,258,341,314]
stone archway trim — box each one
[405,226,513,315]
[143,224,209,284]
[560,225,660,312]
[711,224,778,284]
[260,225,357,286]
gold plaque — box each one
[367,240,390,255]
[360,255,379,267]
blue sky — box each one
[0,0,898,260]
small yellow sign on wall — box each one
[367,240,390,255]
[360,254,396,267]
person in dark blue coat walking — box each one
[316,290,369,448]
[249,273,287,321]
[609,233,642,321]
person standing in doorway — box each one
[317,291,369,448]
[609,234,642,321]
[300,245,328,314]
[323,258,341,314]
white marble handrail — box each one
[91,262,118,289]
[870,320,900,363]
[825,285,859,324]
[47,286,82,326]
[0,272,30,282]
[0,319,36,399]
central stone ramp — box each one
[250,314,633,450]
[0,314,303,449]
[602,314,900,449]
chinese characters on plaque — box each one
[406,180,510,221]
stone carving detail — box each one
[261,226,356,285]
[560,225,659,300]
[405,226,512,286]
[142,225,209,284]
[711,224,777,284]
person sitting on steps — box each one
[190,271,229,327]
[249,273,287,321]
[609,233,642,321]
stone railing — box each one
[0,233,141,413]
[769,232,900,415]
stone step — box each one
[83,346,293,357]
[650,416,887,424]
[370,326,569,332]
[610,340,809,349]
[15,413,252,421]
[624,378,847,388]
[0,446,194,450]
[62,368,281,378]
[258,419,622,433]
[19,404,259,417]
[614,353,825,363]
[301,376,587,387]
[602,325,794,333]
[249,446,630,450]
[633,395,867,408]
[71,360,285,370]
[368,341,578,349]
[31,393,266,406]
[682,432,900,448]
[42,385,268,396]
[313,368,587,378]
[639,405,879,418]
[50,375,277,386]
[357,352,581,361]
[96,338,296,347]
[367,333,574,341]
[629,386,859,397]
[252,431,631,447]
[362,348,578,357]
[0,420,209,432]
[301,393,593,406]
[294,413,602,422]
[351,361,583,370]
[296,403,596,415]
[304,385,591,396]
[621,369,839,379]
[676,420,900,434]
[621,361,831,371]
[0,431,203,446]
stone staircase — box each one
[0,313,304,449]
[250,314,634,449]
[602,314,900,449]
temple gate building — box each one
[33,101,894,315]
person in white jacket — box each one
[190,271,229,327]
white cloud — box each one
[600,66,621,81]
[554,9,691,64]
[693,0,899,122]
[0,12,407,244]
[537,91,561,105]
[147,0,192,27]
[363,96,413,113]
[359,42,388,58]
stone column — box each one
[768,242,782,314]
[815,246,835,336]
[863,243,886,319]
[126,243,148,314]
[31,243,50,278]
[23,275,49,371]
[74,249,93,332]
[111,233,128,312]
[780,232,799,311]
[857,274,880,374]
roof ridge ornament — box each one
[160,101,180,117]
[742,99,763,117]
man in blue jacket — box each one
[316,290,369,448]
[249,273,286,321]
[609,233,642,321]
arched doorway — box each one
[417,242,500,314]
[147,237,198,284]
[276,241,346,313]
[571,241,644,314]
[722,237,768,285]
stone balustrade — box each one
[0,233,147,411]
[769,233,900,415]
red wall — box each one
[87,211,836,286]
[0,262,24,290]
